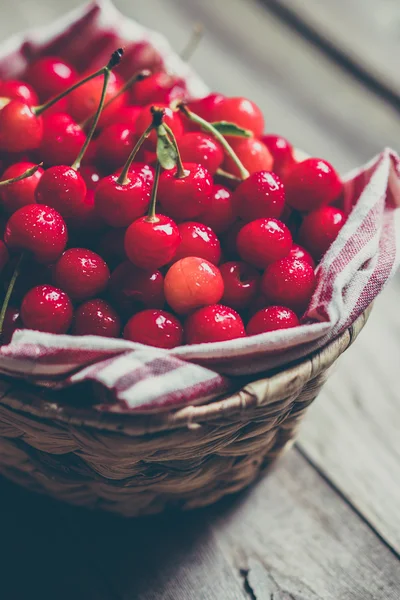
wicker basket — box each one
[0,308,370,517]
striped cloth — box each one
[0,2,399,412]
[1,148,399,412]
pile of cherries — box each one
[0,45,347,349]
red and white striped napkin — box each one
[0,3,399,413]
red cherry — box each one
[0,161,44,213]
[109,260,165,315]
[186,94,225,122]
[197,184,235,234]
[21,284,73,334]
[285,158,343,212]
[95,172,150,227]
[135,103,183,149]
[95,227,126,267]
[237,218,292,269]
[53,248,110,301]
[2,306,21,344]
[220,220,243,260]
[35,165,87,223]
[220,261,260,310]
[103,105,141,128]
[96,123,136,172]
[261,257,316,315]
[79,165,102,190]
[178,132,224,174]
[114,163,155,187]
[0,80,38,105]
[222,137,273,178]
[289,244,315,269]
[73,299,121,338]
[247,306,299,335]
[158,163,213,221]
[233,171,285,221]
[173,221,221,265]
[164,257,224,315]
[124,309,183,349]
[131,71,186,106]
[208,97,264,137]
[0,100,43,152]
[185,304,245,344]
[67,189,104,232]
[4,204,67,263]
[261,134,294,177]
[298,206,347,261]
[39,113,86,166]
[0,239,9,272]
[67,70,127,128]
[25,56,78,102]
[125,214,181,269]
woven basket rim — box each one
[0,306,372,436]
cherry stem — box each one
[0,163,43,187]
[180,23,204,61]
[162,122,187,178]
[147,161,161,222]
[0,253,23,341]
[80,68,150,130]
[178,104,250,180]
[72,49,124,171]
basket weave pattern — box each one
[0,310,369,516]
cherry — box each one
[0,100,44,153]
[130,71,186,106]
[0,239,9,273]
[124,309,183,349]
[95,227,126,267]
[164,257,224,314]
[186,93,225,123]
[285,158,343,212]
[261,134,294,177]
[173,221,221,265]
[135,103,183,149]
[233,171,285,222]
[73,299,121,338]
[289,244,315,268]
[185,304,245,344]
[261,257,316,315]
[0,161,44,213]
[1,306,21,344]
[246,306,300,336]
[197,184,235,234]
[298,206,347,261]
[96,123,136,172]
[158,163,213,221]
[39,112,86,166]
[222,137,273,178]
[219,261,260,310]
[79,165,102,190]
[4,204,67,263]
[209,96,264,137]
[125,213,180,269]
[21,285,73,334]
[126,163,155,187]
[53,248,110,301]
[35,165,87,222]
[67,70,127,128]
[0,80,38,105]
[109,260,165,315]
[67,189,104,232]
[237,218,292,269]
[25,56,78,102]
[104,105,141,128]
[95,172,149,227]
[178,132,224,174]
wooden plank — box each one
[266,0,400,100]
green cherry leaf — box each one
[156,124,177,170]
[209,121,253,138]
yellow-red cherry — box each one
[124,309,183,349]
[237,218,292,269]
[72,299,121,338]
[4,204,67,263]
[261,257,316,315]
[21,284,73,334]
[0,161,44,214]
[185,304,246,344]
[164,257,224,315]
[246,306,300,335]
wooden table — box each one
[1,1,400,598]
